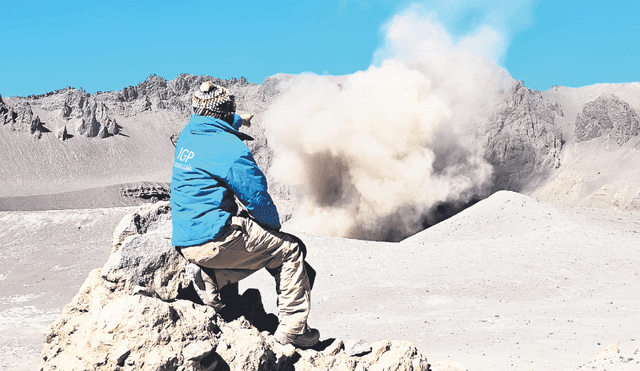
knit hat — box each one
[192,81,236,123]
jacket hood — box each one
[188,114,254,141]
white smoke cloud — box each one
[387,0,537,64]
[261,3,523,241]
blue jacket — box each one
[170,114,280,247]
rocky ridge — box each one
[1,74,271,139]
[39,201,430,371]
[2,74,640,213]
[0,74,290,201]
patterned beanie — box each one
[192,81,236,123]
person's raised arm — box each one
[225,151,281,231]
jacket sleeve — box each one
[232,114,243,131]
[225,150,281,231]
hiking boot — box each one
[187,263,224,311]
[274,326,320,348]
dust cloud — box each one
[262,4,517,241]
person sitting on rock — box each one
[170,81,319,348]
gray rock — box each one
[76,101,119,138]
[61,100,72,118]
[323,338,344,356]
[76,115,99,137]
[345,339,373,357]
[55,124,69,141]
[110,200,171,253]
[183,340,215,361]
[113,345,131,366]
[101,205,186,301]
[0,98,46,137]
[116,182,170,204]
[484,80,564,192]
[575,93,640,145]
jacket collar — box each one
[188,114,254,141]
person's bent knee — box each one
[281,234,304,261]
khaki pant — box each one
[180,216,311,335]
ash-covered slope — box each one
[0,74,287,204]
[574,93,640,146]
[532,84,640,210]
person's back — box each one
[171,113,277,246]
[170,81,319,348]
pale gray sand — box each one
[0,207,134,370]
[2,192,639,370]
[242,191,640,370]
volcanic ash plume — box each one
[262,8,515,241]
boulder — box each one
[110,200,171,253]
[102,201,186,302]
[39,202,430,371]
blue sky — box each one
[0,0,638,97]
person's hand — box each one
[240,113,254,127]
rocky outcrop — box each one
[107,74,253,118]
[0,95,46,138]
[4,87,122,139]
[55,124,70,141]
[60,88,92,118]
[109,200,171,254]
[77,101,120,138]
[39,202,430,371]
[575,93,640,145]
[0,94,8,117]
[570,343,640,370]
[484,81,564,191]
[1,75,259,141]
[116,183,171,205]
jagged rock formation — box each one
[484,81,564,191]
[39,202,430,371]
[0,75,253,140]
[575,93,640,145]
[2,87,122,139]
[109,200,172,254]
[117,182,171,203]
[0,74,292,210]
[102,74,254,118]
[0,74,273,158]
[76,101,120,138]
[2,73,291,139]
[0,94,46,138]
[56,124,70,141]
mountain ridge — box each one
[1,73,639,219]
